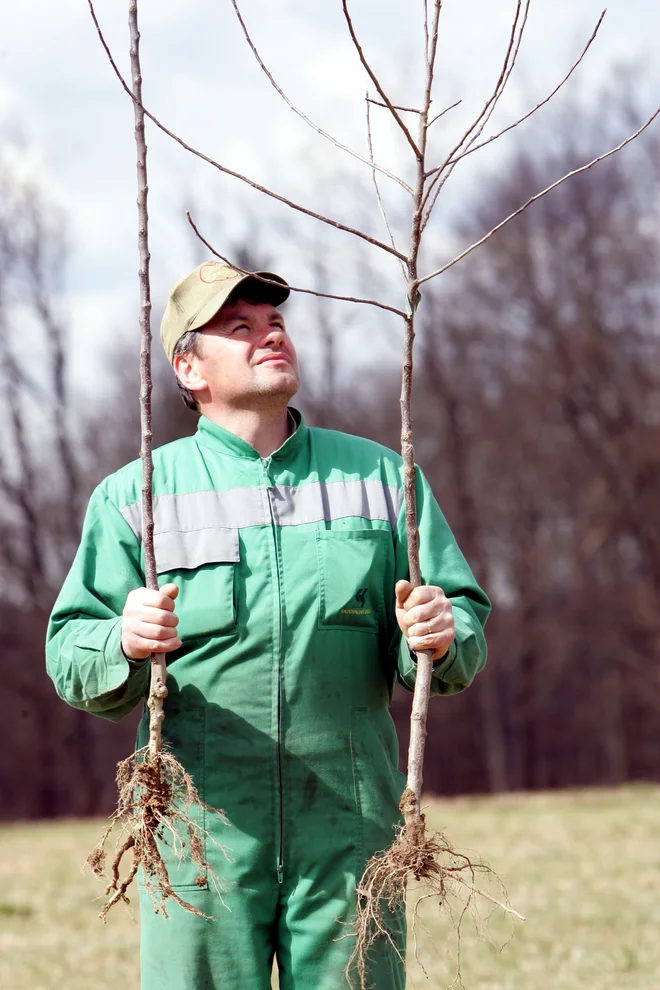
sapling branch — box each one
[367,98,422,114]
[229,0,412,194]
[419,104,660,285]
[436,10,607,172]
[185,211,407,318]
[420,0,530,221]
[420,8,607,231]
[341,0,422,158]
[86,0,407,263]
[427,99,462,130]
[365,94,406,276]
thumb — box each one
[395,579,413,609]
[159,582,179,601]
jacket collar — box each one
[196,407,306,461]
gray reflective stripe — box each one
[268,480,402,528]
[119,479,403,541]
[119,488,267,541]
[154,527,239,574]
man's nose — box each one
[262,325,286,347]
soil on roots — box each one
[87,746,229,921]
[347,799,505,990]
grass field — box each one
[1,785,659,989]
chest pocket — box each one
[316,529,388,633]
[154,527,239,641]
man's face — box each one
[178,298,300,408]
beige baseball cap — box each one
[160,260,290,363]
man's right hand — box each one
[121,582,181,660]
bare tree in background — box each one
[0,147,98,817]
[412,90,660,795]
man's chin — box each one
[250,370,299,399]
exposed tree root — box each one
[347,788,520,989]
[87,746,230,921]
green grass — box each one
[1,785,659,989]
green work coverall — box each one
[46,411,490,989]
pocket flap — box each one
[154,527,239,573]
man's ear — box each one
[173,351,208,395]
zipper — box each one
[263,459,285,885]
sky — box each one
[1,0,659,389]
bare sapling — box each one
[86,0,228,921]
[87,0,659,975]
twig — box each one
[185,212,407,318]
[365,94,406,278]
[421,0,530,225]
[341,0,421,158]
[458,0,531,155]
[422,0,429,63]
[430,10,607,174]
[229,0,412,194]
[419,104,660,286]
[367,98,421,114]
[427,99,462,129]
[86,0,407,263]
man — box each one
[46,260,490,989]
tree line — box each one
[2,92,659,817]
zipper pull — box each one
[277,863,283,884]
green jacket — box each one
[46,411,490,893]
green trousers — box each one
[139,867,406,989]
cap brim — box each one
[189,271,290,333]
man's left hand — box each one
[395,580,455,662]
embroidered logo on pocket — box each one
[340,588,371,616]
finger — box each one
[127,587,177,611]
[125,602,180,628]
[407,632,453,659]
[403,600,449,628]
[138,607,179,628]
[408,618,453,640]
[395,580,414,609]
[159,582,179,602]
[123,635,182,659]
[150,636,182,653]
[399,585,440,610]
[134,621,180,643]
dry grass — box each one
[1,784,659,989]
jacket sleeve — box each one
[392,467,491,697]
[45,485,150,722]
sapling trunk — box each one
[87,0,227,921]
[346,6,499,984]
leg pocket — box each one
[350,707,405,877]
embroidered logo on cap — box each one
[199,263,242,284]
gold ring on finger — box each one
[426,620,433,636]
